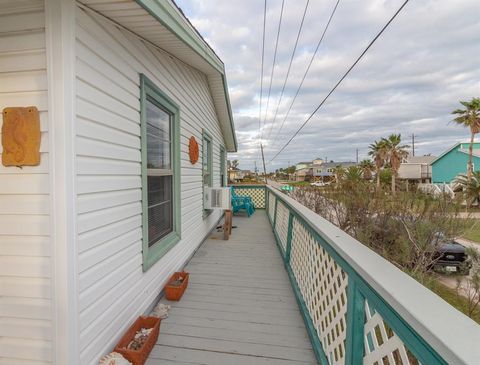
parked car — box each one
[310,181,330,187]
[432,240,471,275]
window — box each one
[140,75,181,271]
[220,146,226,187]
[202,131,213,217]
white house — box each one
[397,155,436,183]
[0,1,236,364]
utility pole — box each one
[356,148,359,164]
[260,143,268,184]
[411,134,415,157]
[254,161,258,179]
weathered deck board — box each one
[146,212,316,364]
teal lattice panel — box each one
[233,187,266,208]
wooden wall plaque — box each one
[189,136,199,164]
[2,106,41,167]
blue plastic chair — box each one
[230,187,255,217]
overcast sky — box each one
[176,0,480,171]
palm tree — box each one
[332,165,345,185]
[368,140,388,189]
[344,166,363,183]
[455,172,480,206]
[452,98,480,182]
[359,159,374,180]
[228,159,239,170]
[382,134,409,194]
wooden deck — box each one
[146,212,316,365]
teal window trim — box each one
[202,130,213,218]
[219,145,226,187]
[140,74,181,272]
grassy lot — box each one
[426,279,480,324]
[462,220,480,243]
[288,181,311,187]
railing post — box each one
[265,187,269,214]
[345,279,365,364]
[273,195,278,228]
[285,211,294,264]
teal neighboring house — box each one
[431,142,480,183]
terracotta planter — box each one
[114,316,160,365]
[164,271,189,301]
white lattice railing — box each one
[266,186,480,365]
[274,200,289,253]
[268,191,276,221]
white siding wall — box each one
[0,1,52,364]
[75,7,226,364]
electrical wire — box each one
[258,0,267,139]
[268,0,341,152]
[265,0,311,141]
[270,0,410,162]
[261,0,285,139]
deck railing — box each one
[233,185,480,365]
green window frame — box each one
[202,130,213,217]
[220,145,226,187]
[140,74,181,271]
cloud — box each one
[176,0,480,171]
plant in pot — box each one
[165,271,189,301]
[114,316,160,365]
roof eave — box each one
[135,0,237,152]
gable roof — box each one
[321,161,357,168]
[405,155,437,164]
[80,0,237,152]
[431,142,480,165]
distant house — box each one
[294,161,313,181]
[229,168,253,182]
[293,158,325,181]
[431,142,480,183]
[311,161,357,180]
[398,155,436,183]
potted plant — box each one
[114,316,160,365]
[164,271,189,301]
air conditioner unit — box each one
[204,187,231,210]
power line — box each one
[258,0,268,183]
[268,0,341,153]
[261,0,285,139]
[258,0,267,138]
[270,0,410,162]
[265,0,311,141]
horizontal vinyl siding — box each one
[75,7,226,364]
[0,1,52,364]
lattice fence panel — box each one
[233,187,266,208]
[274,200,289,252]
[364,300,421,365]
[268,192,276,221]
[290,218,349,365]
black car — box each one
[432,240,471,275]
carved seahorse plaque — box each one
[2,107,41,166]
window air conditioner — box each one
[204,187,231,210]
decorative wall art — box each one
[188,136,199,164]
[2,106,41,167]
